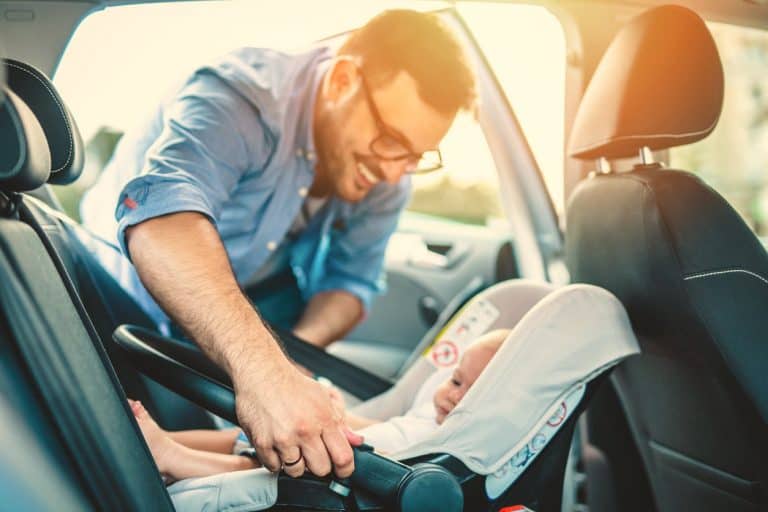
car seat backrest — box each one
[565,5,768,512]
[0,59,83,510]
[0,216,175,511]
[0,75,174,511]
[0,362,92,511]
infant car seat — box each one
[116,281,639,511]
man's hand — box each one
[234,359,362,478]
[325,385,346,414]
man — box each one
[80,9,475,479]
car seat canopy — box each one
[368,283,640,475]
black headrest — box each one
[568,5,724,160]
[4,59,84,185]
[0,87,51,191]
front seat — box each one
[565,5,767,512]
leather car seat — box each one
[565,5,767,511]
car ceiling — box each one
[58,0,768,25]
[1,0,766,73]
[595,0,768,28]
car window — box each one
[459,3,565,214]
[407,3,566,227]
[405,112,505,227]
[53,0,564,229]
[669,22,768,240]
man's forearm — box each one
[126,212,287,378]
[293,290,364,347]
[126,212,359,479]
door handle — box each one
[408,242,469,270]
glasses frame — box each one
[358,70,443,175]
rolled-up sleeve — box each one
[115,73,273,258]
[315,179,411,309]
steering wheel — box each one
[113,324,463,512]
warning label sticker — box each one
[430,340,459,367]
[426,298,500,369]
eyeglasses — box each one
[358,71,443,175]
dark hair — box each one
[339,9,475,116]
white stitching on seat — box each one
[683,269,768,286]
[5,61,73,174]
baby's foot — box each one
[129,399,179,478]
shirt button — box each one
[295,148,305,158]
[305,151,315,161]
[298,187,308,198]
[266,241,277,251]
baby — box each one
[434,329,506,424]
[339,329,508,431]
[131,329,509,482]
[331,329,509,454]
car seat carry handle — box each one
[113,324,464,512]
[113,324,237,421]
[349,446,464,512]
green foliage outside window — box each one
[671,22,768,239]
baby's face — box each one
[433,343,495,425]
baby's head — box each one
[433,329,508,424]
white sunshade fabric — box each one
[356,281,640,477]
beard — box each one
[312,101,350,198]
[312,96,387,201]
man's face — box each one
[313,62,454,202]
[433,343,496,425]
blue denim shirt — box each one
[80,46,410,330]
